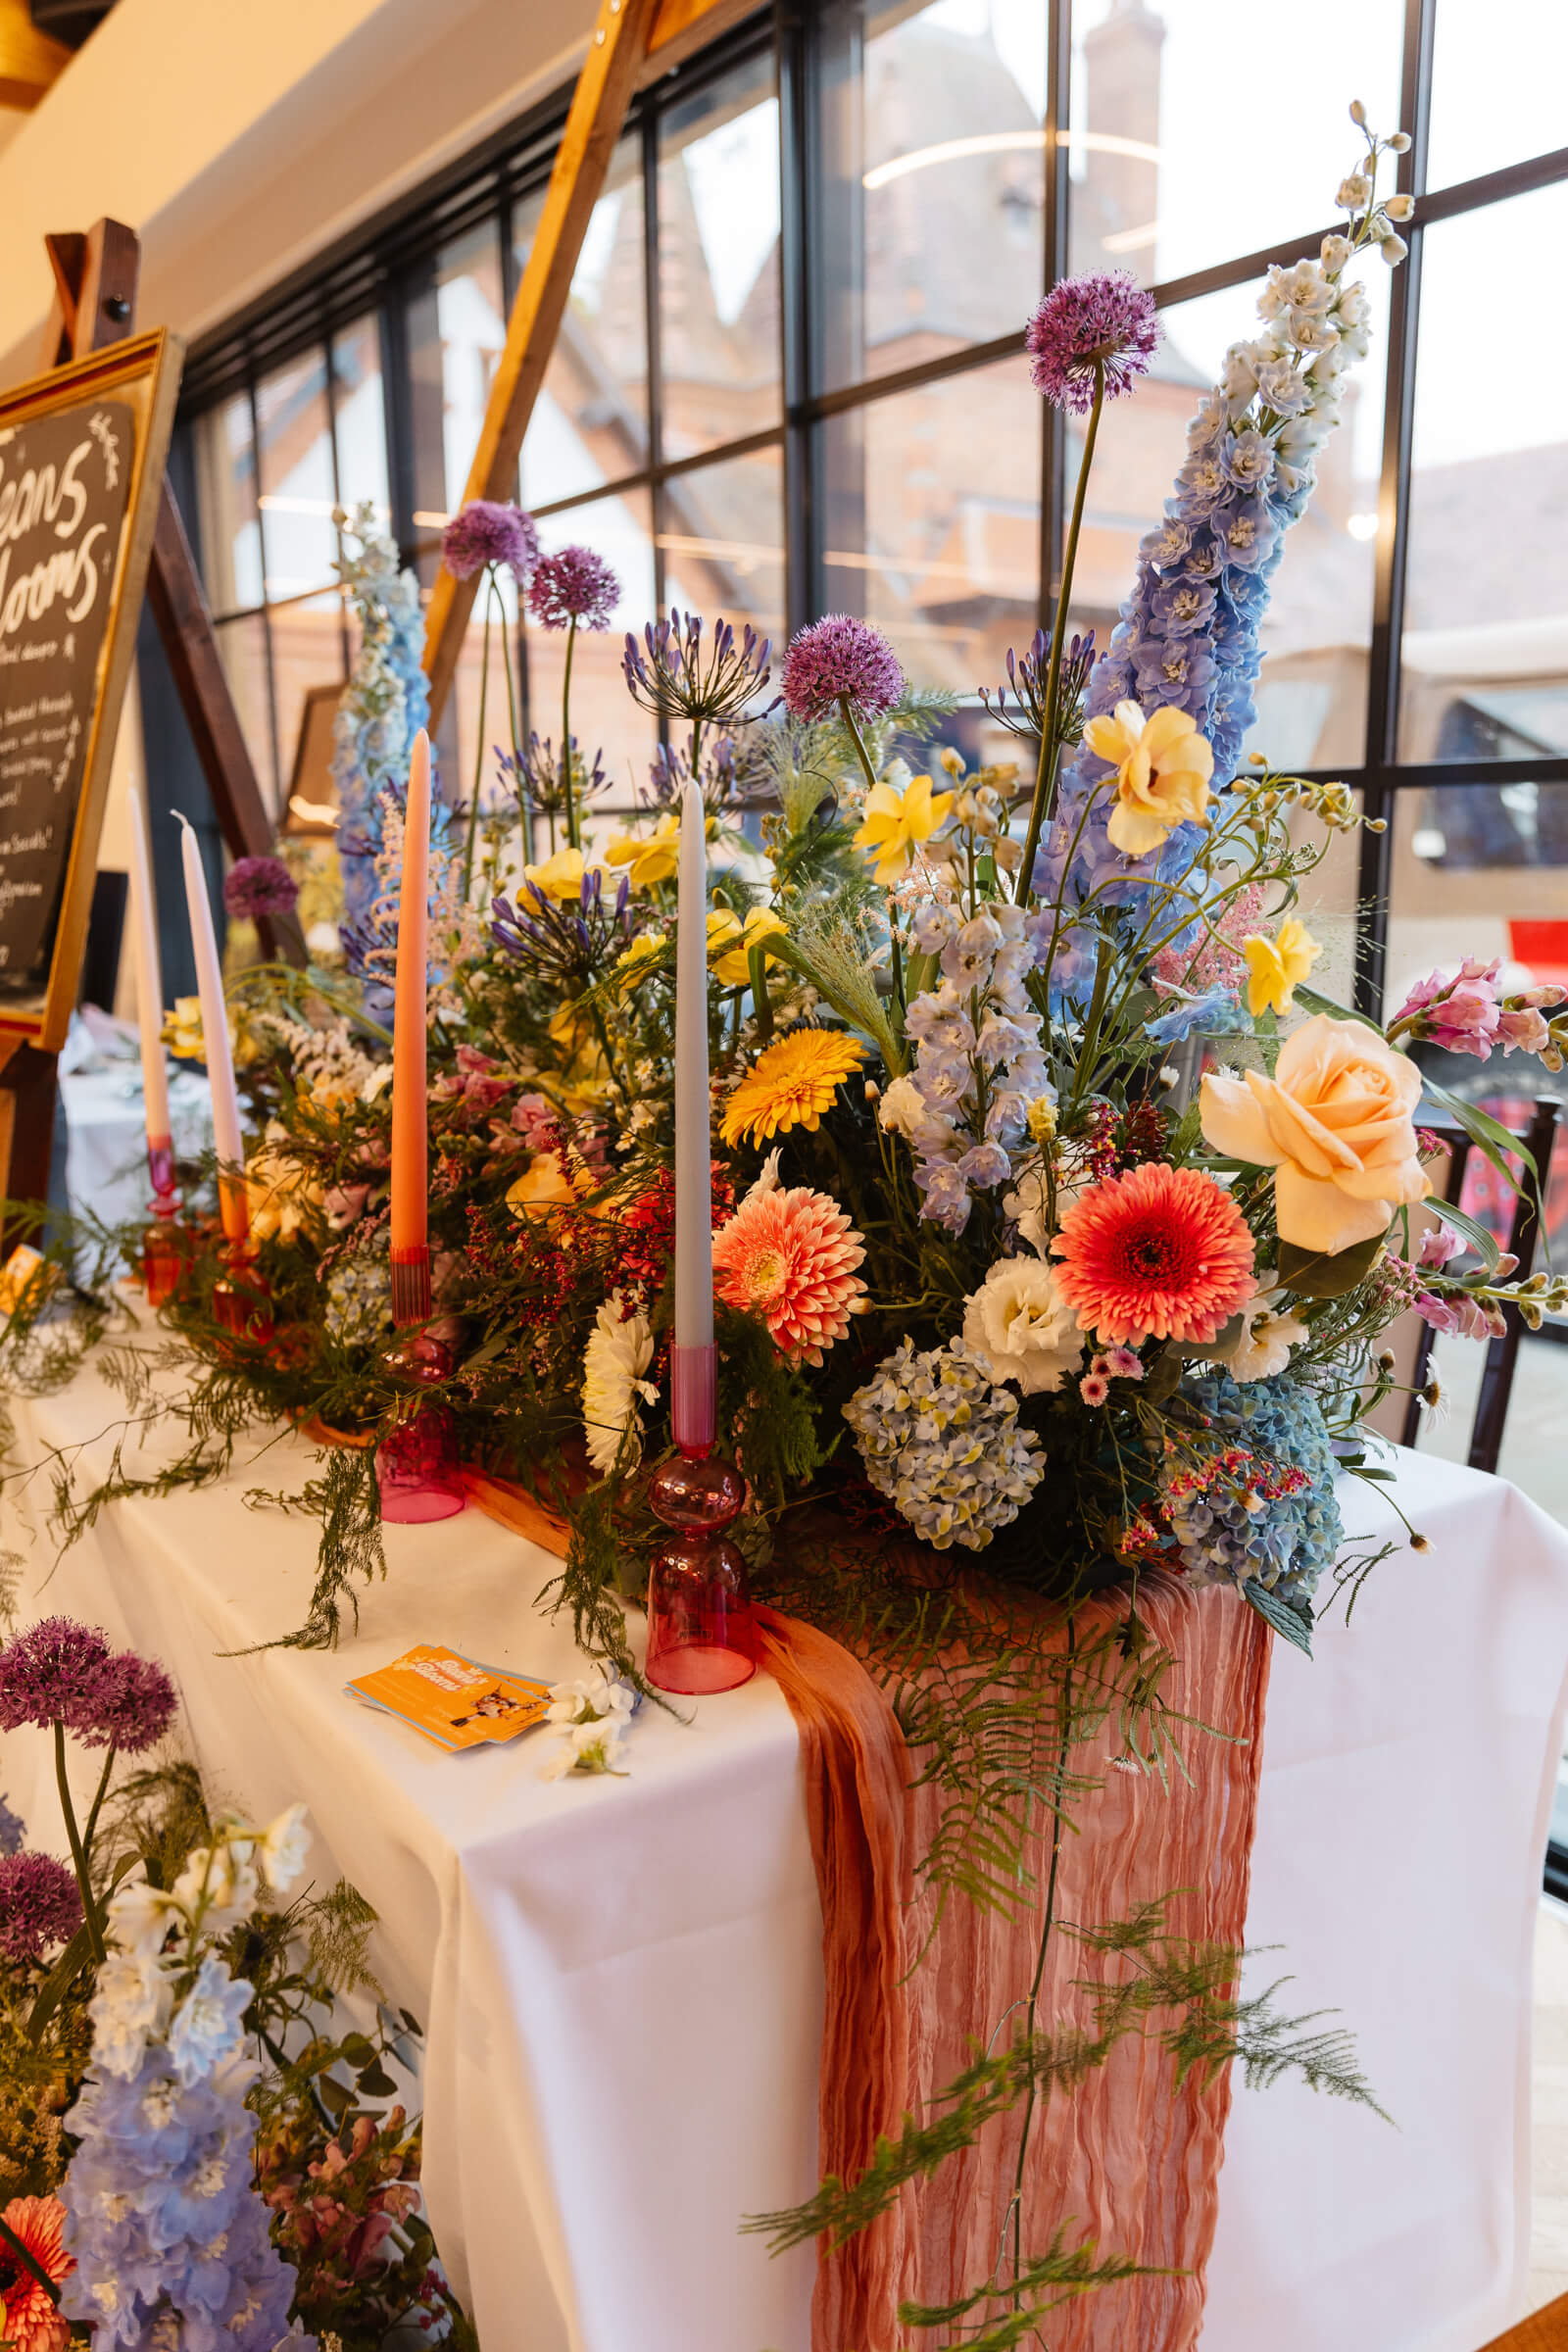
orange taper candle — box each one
[389,728,432,1323]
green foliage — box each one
[255,1443,387,1653]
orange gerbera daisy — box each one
[0,2194,73,2352]
[1052,1162,1255,1345]
[718,1030,867,1148]
[712,1182,867,1364]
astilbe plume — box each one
[529,544,620,630]
[780,613,904,722]
[1026,271,1160,413]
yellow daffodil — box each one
[604,810,681,891]
[852,773,955,883]
[613,934,666,995]
[708,906,788,986]
[522,848,610,903]
[1082,701,1214,858]
[1242,916,1322,1018]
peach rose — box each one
[1200,1013,1431,1254]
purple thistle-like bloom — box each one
[0,1616,112,1735]
[529,544,621,631]
[0,1849,82,1964]
[222,855,298,922]
[79,1652,178,1755]
[780,614,905,722]
[1026,271,1160,414]
[442,498,540,582]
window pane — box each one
[1062,270,1387,773]
[521,495,659,832]
[434,219,509,560]
[1068,0,1403,287]
[214,613,276,809]
[1428,0,1568,191]
[660,445,785,675]
[519,133,649,508]
[331,315,392,537]
[1401,185,1568,763]
[194,395,262,613]
[253,350,338,607]
[814,0,1045,395]
[658,52,781,460]
[1383,781,1568,1023]
[820,356,1040,705]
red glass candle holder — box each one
[644,1450,758,1695]
[141,1140,186,1308]
[212,1239,272,1342]
[376,1252,466,1524]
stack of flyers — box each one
[346,1644,553,1751]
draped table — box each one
[3,1331,1567,2352]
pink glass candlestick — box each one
[140,1138,186,1309]
[376,1248,466,1524]
[644,1449,758,1694]
[212,1236,272,1342]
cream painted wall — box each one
[0,0,597,383]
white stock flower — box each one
[1320,233,1353,272]
[961,1257,1085,1396]
[259,1803,312,1894]
[581,1295,658,1477]
[877,1073,928,1140]
[545,1667,636,1726]
[540,1715,629,1780]
[89,1951,173,2080]
[1336,172,1372,209]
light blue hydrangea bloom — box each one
[845,1337,1043,1550]
[1166,1367,1343,1610]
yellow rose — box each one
[1200,1012,1431,1254]
[1082,700,1213,858]
[1242,916,1322,1018]
[708,906,787,985]
[604,811,680,891]
[852,774,955,883]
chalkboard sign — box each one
[0,329,179,1051]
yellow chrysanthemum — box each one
[719,1029,867,1147]
[523,847,612,903]
[708,906,788,986]
[604,810,680,891]
[1082,700,1213,858]
[852,773,955,883]
[1242,916,1322,1017]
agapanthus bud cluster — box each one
[844,1338,1044,1551]
[878,899,1054,1235]
[491,863,634,992]
[981,628,1097,752]
[623,609,771,728]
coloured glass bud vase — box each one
[212,1242,272,1343]
[644,1449,759,1695]
[376,1250,466,1524]
[140,1140,186,1309]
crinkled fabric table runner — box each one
[3,1340,1567,2352]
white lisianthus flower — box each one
[1222,1286,1309,1383]
[540,1716,629,1780]
[961,1257,1085,1395]
[89,1951,173,2080]
[259,1803,312,1894]
[106,1880,183,1962]
[876,1073,927,1140]
[581,1294,658,1477]
[545,1667,636,1727]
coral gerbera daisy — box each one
[0,2193,73,2352]
[1051,1161,1255,1345]
[712,1176,867,1365]
[718,1030,867,1148]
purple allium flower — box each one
[442,498,540,582]
[79,1652,177,1755]
[528,544,621,631]
[1026,271,1160,414]
[222,855,298,922]
[0,1617,112,1735]
[0,1849,82,1964]
[780,614,905,721]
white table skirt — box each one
[2,1338,1566,2352]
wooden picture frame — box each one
[283,679,348,838]
[0,326,181,1054]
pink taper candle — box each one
[175,813,247,1244]
[389,729,432,1323]
[671,780,715,1453]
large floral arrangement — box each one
[6,110,1568,2345]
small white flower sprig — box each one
[89,1804,311,2085]
[540,1667,638,1781]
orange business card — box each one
[346,1644,552,1751]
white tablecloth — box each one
[2,1339,1566,2352]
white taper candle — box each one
[175,813,246,1239]
[124,785,170,1148]
[673,781,713,1358]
